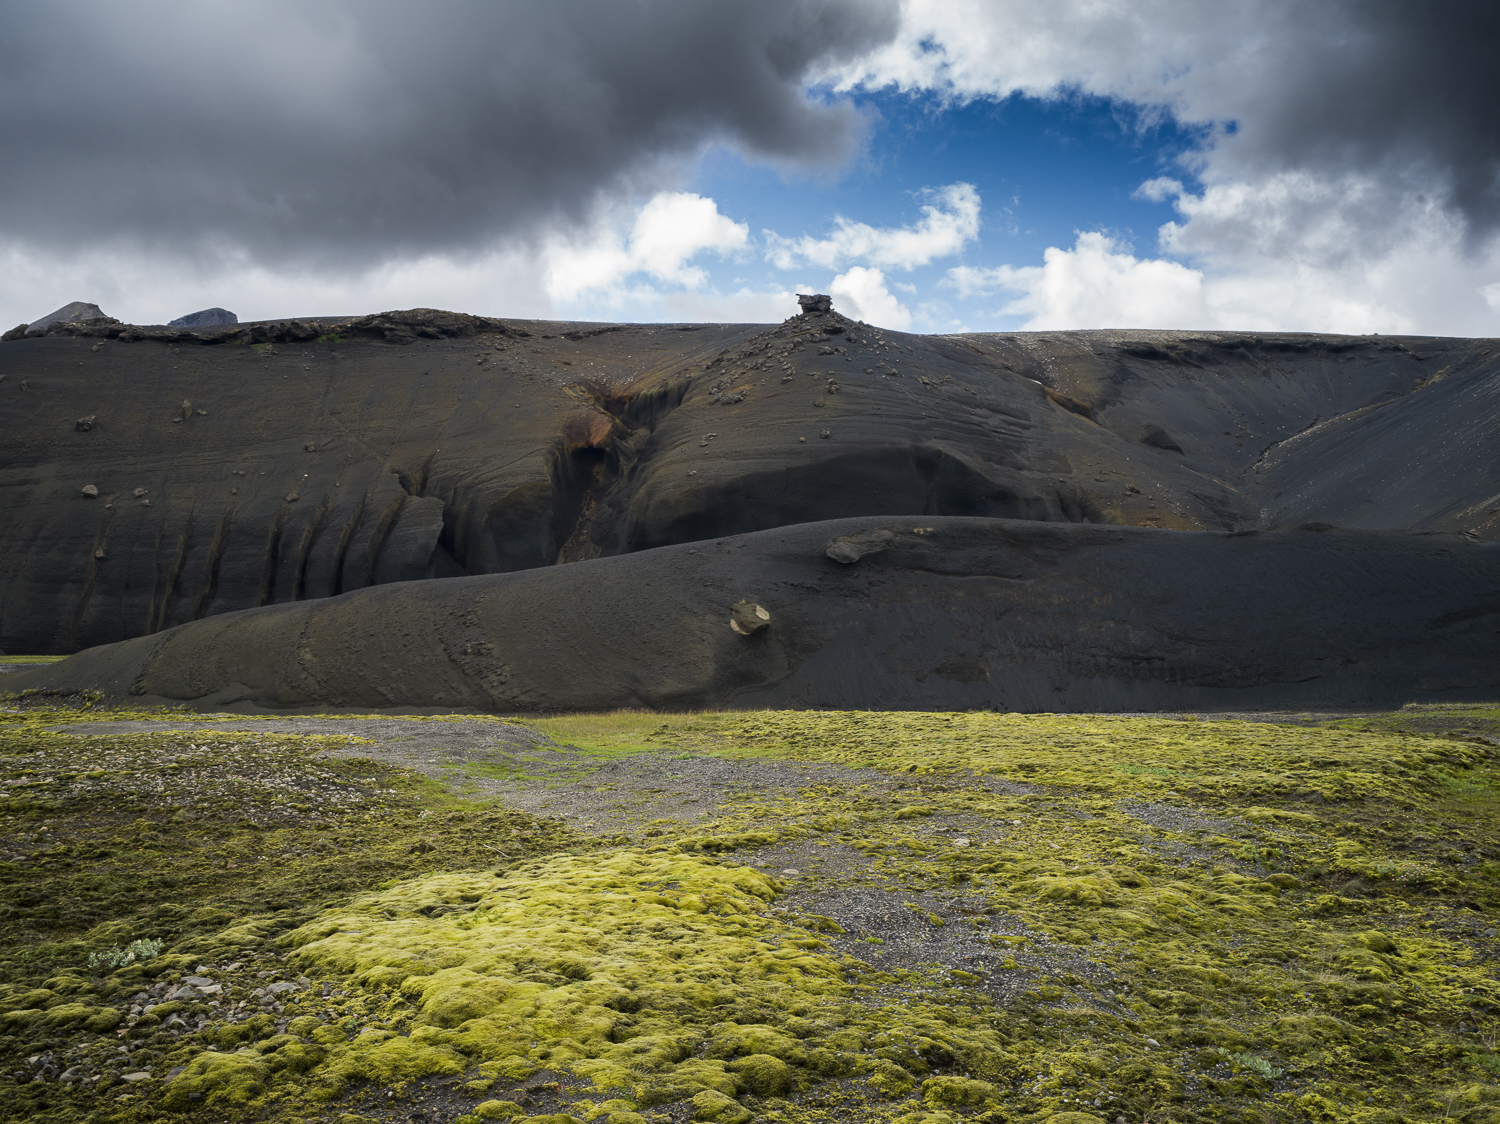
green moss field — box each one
[0,693,1496,1124]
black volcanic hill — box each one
[2,306,1497,712]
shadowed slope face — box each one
[1,308,1497,652]
[995,330,1500,539]
[0,312,760,653]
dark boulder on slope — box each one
[9,518,1496,714]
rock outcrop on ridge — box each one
[167,307,238,328]
[27,300,108,332]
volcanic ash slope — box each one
[9,516,1497,713]
[3,307,1499,655]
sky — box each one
[4,0,1500,336]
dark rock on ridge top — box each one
[1,306,1498,671]
[7,305,517,346]
[168,307,237,328]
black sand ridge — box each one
[2,306,1497,712]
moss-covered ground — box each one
[0,697,1495,1124]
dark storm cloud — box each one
[0,0,898,268]
[1181,0,1500,240]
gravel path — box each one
[49,718,907,832]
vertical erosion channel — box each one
[550,376,688,564]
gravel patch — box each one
[42,718,1020,836]
[1121,801,1243,837]
[1119,800,1250,867]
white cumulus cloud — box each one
[544,192,749,302]
[765,183,980,271]
[952,233,1206,330]
[832,266,911,329]
[830,1,1500,335]
[0,191,761,328]
[947,222,1500,336]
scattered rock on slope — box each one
[826,528,896,563]
[730,600,771,635]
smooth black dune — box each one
[8,517,1497,713]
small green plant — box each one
[87,937,164,969]
[1219,1048,1284,1081]
[1436,770,1489,794]
[904,902,945,926]
[1466,1051,1500,1079]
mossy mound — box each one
[257,849,1022,1116]
[0,704,586,1123]
[283,852,813,1099]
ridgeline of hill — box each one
[2,307,1497,712]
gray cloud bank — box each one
[1179,0,1500,245]
[5,0,1500,281]
[0,0,897,268]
